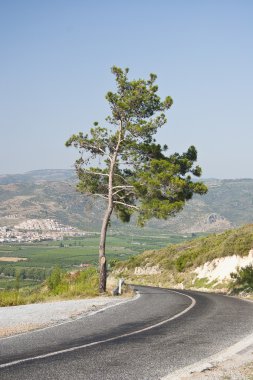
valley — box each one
[1,170,253,298]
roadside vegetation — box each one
[113,224,253,291]
[0,266,99,307]
[2,224,253,305]
[229,264,253,294]
[0,231,189,306]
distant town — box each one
[0,219,86,243]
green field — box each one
[0,231,193,290]
[0,277,39,290]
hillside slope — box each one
[113,224,253,290]
[148,178,253,233]
[0,171,104,230]
[1,170,253,233]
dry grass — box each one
[0,257,27,262]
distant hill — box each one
[0,170,253,233]
[153,178,253,233]
[0,169,75,184]
[0,170,104,230]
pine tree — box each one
[66,67,207,292]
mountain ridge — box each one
[1,170,253,234]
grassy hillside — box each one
[113,224,253,289]
[0,266,100,307]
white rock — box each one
[194,250,253,282]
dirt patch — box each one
[0,257,27,262]
[0,323,46,337]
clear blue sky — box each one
[0,0,252,178]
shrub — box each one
[0,267,99,306]
[175,256,188,272]
[230,265,253,293]
[109,259,119,269]
[47,266,64,294]
[46,266,99,297]
[69,267,99,296]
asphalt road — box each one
[0,286,253,379]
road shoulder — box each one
[162,332,253,380]
[0,296,133,338]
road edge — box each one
[161,332,253,379]
[0,293,140,341]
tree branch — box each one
[113,201,139,210]
[113,173,129,182]
[79,170,109,177]
[113,190,135,198]
[112,185,134,190]
[80,142,107,155]
[86,193,109,200]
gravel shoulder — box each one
[0,296,129,338]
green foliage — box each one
[66,66,207,291]
[47,266,64,294]
[108,258,120,268]
[125,254,146,269]
[46,266,99,297]
[66,66,207,226]
[168,224,253,271]
[0,282,45,307]
[230,265,253,292]
[0,267,99,306]
[0,290,45,307]
[175,255,188,272]
[70,268,99,296]
[0,264,47,283]
[15,270,21,291]
[192,277,209,288]
[192,277,218,289]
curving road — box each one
[0,286,253,379]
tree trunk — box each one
[98,120,122,293]
[99,205,113,293]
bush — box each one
[47,266,64,294]
[46,266,99,297]
[109,259,119,269]
[0,266,99,306]
[175,256,187,272]
[68,267,99,297]
[230,265,253,293]
[0,287,45,307]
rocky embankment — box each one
[113,224,253,291]
[194,250,253,282]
